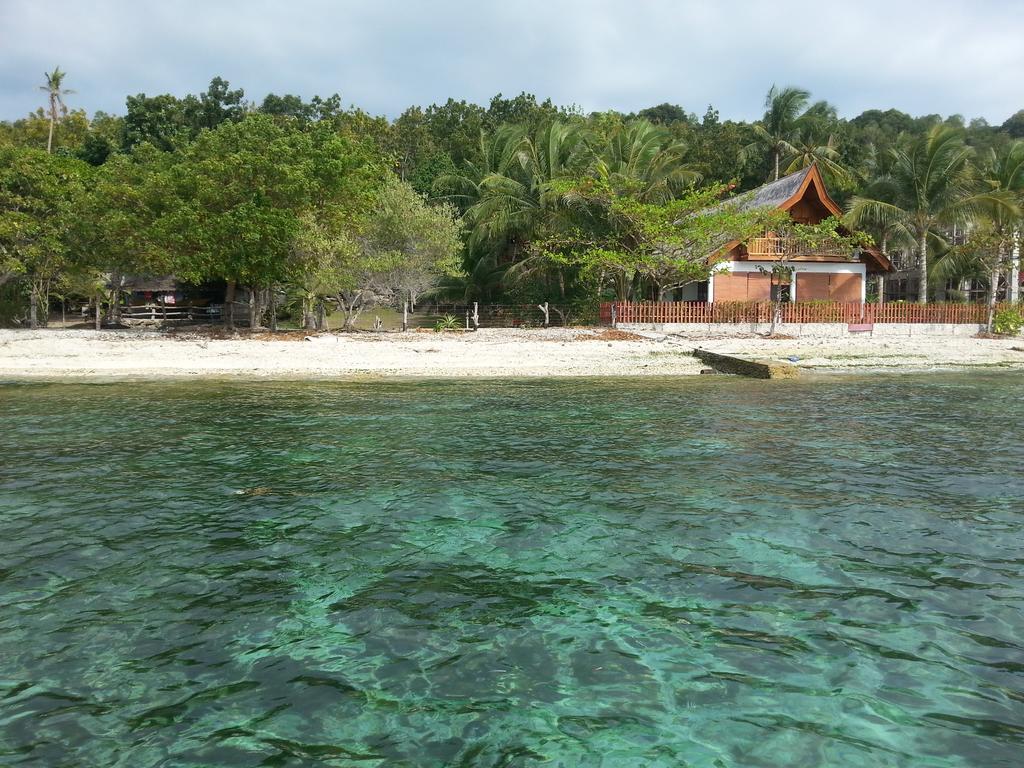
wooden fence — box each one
[119,304,222,323]
[600,301,1015,325]
[413,303,574,328]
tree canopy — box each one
[2,72,1023,326]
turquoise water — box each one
[1,374,1023,767]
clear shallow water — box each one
[1,374,1023,768]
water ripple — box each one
[1,373,1023,767]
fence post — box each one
[402,301,408,332]
[472,302,480,331]
[611,303,618,329]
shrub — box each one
[433,314,461,332]
[993,307,1024,336]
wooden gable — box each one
[720,164,891,273]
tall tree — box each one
[0,147,87,326]
[596,119,701,203]
[741,86,839,182]
[932,142,1023,326]
[160,115,384,329]
[847,126,998,302]
[39,67,74,154]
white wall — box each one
[619,322,988,337]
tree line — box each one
[2,73,1022,329]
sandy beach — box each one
[1,327,1023,380]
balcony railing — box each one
[745,235,851,260]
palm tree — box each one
[847,126,995,303]
[931,142,1023,326]
[740,85,811,181]
[39,67,74,154]
[782,126,848,181]
[595,119,701,202]
[465,121,590,259]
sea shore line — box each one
[1,327,1023,381]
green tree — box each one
[1002,110,1024,139]
[0,147,87,326]
[526,179,788,302]
[847,126,998,302]
[123,77,245,152]
[70,147,174,321]
[286,177,462,329]
[932,142,1023,327]
[741,85,838,182]
[123,93,196,152]
[162,115,384,328]
[596,119,701,203]
[636,103,693,126]
[423,99,487,166]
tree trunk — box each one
[341,296,362,330]
[303,296,316,331]
[224,280,236,330]
[917,232,928,304]
[107,273,121,324]
[94,294,102,331]
[248,285,260,330]
[987,263,1001,334]
[768,278,780,336]
[42,280,50,327]
[47,116,54,154]
[773,149,780,182]
[878,233,888,305]
[29,282,39,330]
[269,286,278,332]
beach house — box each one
[673,164,892,303]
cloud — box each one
[2,0,1022,123]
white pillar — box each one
[1010,229,1021,303]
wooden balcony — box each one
[745,234,851,260]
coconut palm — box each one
[435,125,528,212]
[931,142,1023,326]
[847,126,998,303]
[740,85,814,181]
[782,126,848,181]
[595,119,701,202]
[466,121,591,257]
[39,67,74,154]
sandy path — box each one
[0,328,1022,380]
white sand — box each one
[0,327,1022,380]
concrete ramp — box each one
[693,349,800,379]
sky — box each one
[2,0,1023,124]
